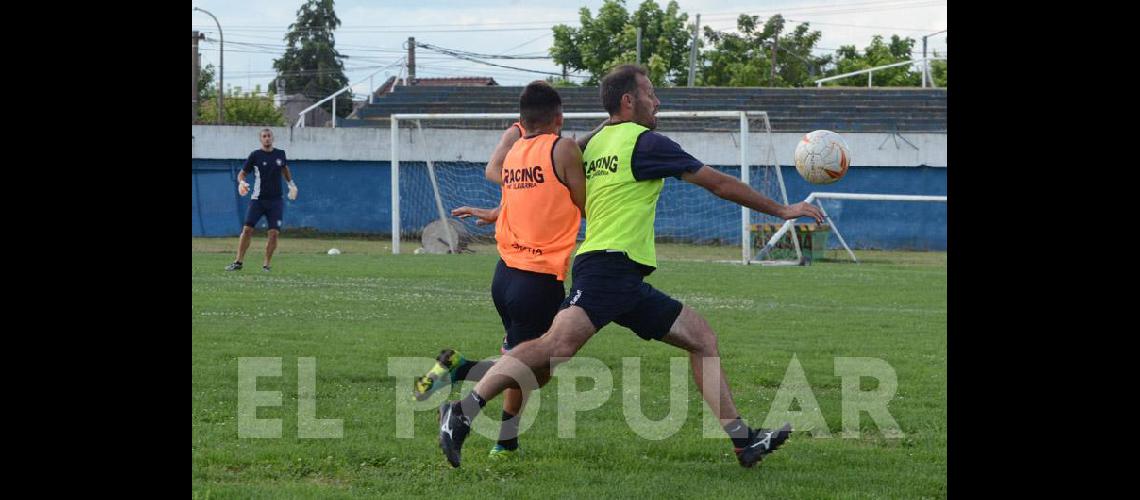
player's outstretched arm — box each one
[553,138,587,216]
[681,166,823,222]
[485,125,522,185]
[451,205,500,226]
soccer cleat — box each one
[734,423,792,468]
[262,265,271,272]
[488,444,523,461]
[413,349,467,401]
[438,401,471,468]
[225,262,243,271]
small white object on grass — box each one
[414,248,425,254]
[327,248,341,255]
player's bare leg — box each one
[228,225,255,271]
[660,304,792,468]
[489,386,526,459]
[659,305,740,425]
[264,229,279,269]
[503,388,523,416]
[236,226,254,262]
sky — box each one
[191,0,947,97]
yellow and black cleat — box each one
[412,349,466,401]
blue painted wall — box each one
[192,160,946,250]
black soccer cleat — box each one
[262,265,271,272]
[225,261,243,271]
[734,423,792,468]
[438,401,472,468]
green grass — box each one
[193,236,947,498]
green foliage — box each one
[699,15,831,87]
[269,0,352,118]
[825,35,922,87]
[198,87,285,126]
[551,0,696,86]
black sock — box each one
[457,391,487,418]
[453,359,479,381]
[724,417,752,449]
[497,410,519,450]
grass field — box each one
[192,236,947,498]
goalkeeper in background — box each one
[225,128,298,273]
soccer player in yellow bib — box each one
[438,65,824,469]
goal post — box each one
[389,111,801,265]
[756,192,948,263]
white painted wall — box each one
[193,125,946,167]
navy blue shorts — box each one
[561,251,683,341]
[491,260,565,352]
[244,199,284,230]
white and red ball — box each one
[794,130,851,184]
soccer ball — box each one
[794,130,851,184]
[327,248,341,255]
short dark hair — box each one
[519,81,562,131]
[600,64,647,115]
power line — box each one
[192,18,576,30]
[496,33,554,56]
[700,0,944,20]
[415,61,588,81]
[784,19,939,32]
[195,24,553,34]
[414,42,552,60]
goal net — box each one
[390,111,802,265]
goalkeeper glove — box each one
[238,180,250,196]
[287,181,298,201]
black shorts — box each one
[491,260,565,352]
[560,251,683,341]
[244,198,284,230]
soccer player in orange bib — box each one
[413,81,586,461]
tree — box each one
[198,63,216,104]
[544,75,582,87]
[551,0,697,85]
[269,0,351,118]
[198,85,285,126]
[826,34,922,87]
[698,14,830,87]
[774,21,832,86]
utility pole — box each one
[192,31,203,122]
[687,14,700,86]
[194,7,224,124]
[407,37,416,85]
[275,78,285,109]
[636,27,642,65]
[770,24,780,86]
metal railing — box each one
[813,57,946,88]
[294,58,405,129]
